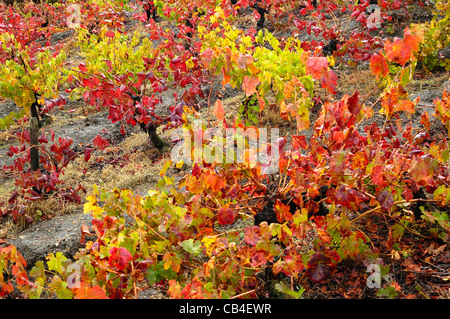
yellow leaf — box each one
[159,160,172,176]
[84,194,103,215]
[201,236,217,257]
[176,160,184,169]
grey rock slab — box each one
[5,211,94,268]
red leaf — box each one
[321,69,337,94]
[371,165,385,187]
[306,252,333,283]
[292,135,308,150]
[93,135,109,150]
[402,187,413,202]
[191,163,201,177]
[8,191,18,204]
[79,223,92,245]
[377,190,394,211]
[38,133,48,144]
[201,48,214,67]
[108,247,133,271]
[91,219,105,238]
[0,283,13,297]
[120,123,126,135]
[84,148,92,162]
[78,62,87,73]
[347,90,360,117]
[82,78,95,89]
[244,226,261,246]
[306,57,329,79]
[217,206,236,225]
[307,57,337,94]
[105,30,115,38]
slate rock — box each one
[5,212,94,269]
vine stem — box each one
[229,289,256,299]
[207,75,215,127]
[350,198,439,225]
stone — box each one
[5,211,94,269]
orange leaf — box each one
[221,67,231,86]
[396,99,415,115]
[370,53,389,79]
[384,27,420,66]
[163,252,181,273]
[256,91,265,112]
[74,283,108,299]
[403,27,420,52]
[214,99,224,121]
[203,256,216,277]
[420,111,431,130]
[280,100,297,120]
[384,37,408,65]
[317,228,331,245]
[274,200,293,223]
[242,75,260,97]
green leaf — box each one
[47,252,68,274]
[30,261,46,280]
[50,277,73,299]
[146,261,177,285]
[275,281,305,299]
[119,235,138,256]
[180,239,202,256]
[392,216,411,240]
[376,285,398,299]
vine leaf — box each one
[84,148,93,162]
[384,27,420,66]
[180,239,202,256]
[74,283,108,299]
[306,252,339,284]
[217,205,236,225]
[242,75,260,97]
[108,247,133,271]
[370,52,389,79]
[214,99,224,122]
[93,134,109,150]
[244,225,261,246]
[306,57,337,94]
[377,190,394,212]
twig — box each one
[207,76,215,127]
[229,289,256,299]
[350,198,439,225]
